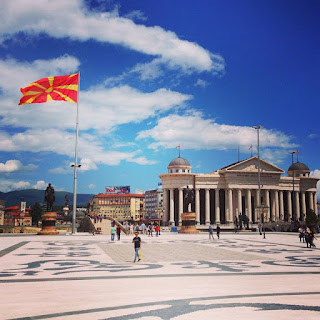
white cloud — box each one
[0,129,156,167]
[33,180,47,190]
[0,0,223,75]
[88,183,96,189]
[308,133,318,139]
[261,149,292,165]
[0,160,37,173]
[137,113,296,151]
[130,59,165,80]
[0,179,50,192]
[124,10,147,22]
[0,179,31,192]
[195,79,208,88]
[79,158,98,171]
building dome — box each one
[167,156,191,174]
[287,161,310,177]
[168,157,190,167]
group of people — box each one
[208,224,221,240]
[111,222,161,242]
[298,227,317,248]
[124,222,161,237]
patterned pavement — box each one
[0,232,319,319]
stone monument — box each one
[38,183,59,235]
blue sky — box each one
[0,0,319,198]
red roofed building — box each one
[92,193,145,222]
[4,199,32,226]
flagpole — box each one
[72,72,80,234]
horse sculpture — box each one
[184,186,195,212]
[45,183,55,212]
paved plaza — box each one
[0,231,319,319]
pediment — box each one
[218,157,284,174]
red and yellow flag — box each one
[19,73,79,105]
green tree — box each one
[306,208,319,228]
[31,202,43,226]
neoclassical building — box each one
[159,156,318,226]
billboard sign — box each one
[105,186,130,194]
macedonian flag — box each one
[19,73,79,105]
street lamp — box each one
[288,152,296,222]
[253,125,263,232]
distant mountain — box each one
[0,189,94,207]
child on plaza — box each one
[155,224,160,236]
[132,232,142,262]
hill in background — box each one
[0,189,94,207]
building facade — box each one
[144,187,164,220]
[92,193,145,222]
[4,199,32,227]
[159,156,319,226]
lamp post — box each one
[253,125,263,234]
[288,152,296,222]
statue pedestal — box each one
[178,212,199,234]
[63,206,69,216]
[38,212,59,235]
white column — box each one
[247,189,252,222]
[309,191,314,211]
[265,190,270,221]
[195,188,200,225]
[271,191,276,221]
[237,189,242,216]
[275,190,279,221]
[314,192,317,215]
[279,191,284,221]
[287,191,292,221]
[178,188,183,225]
[163,188,169,223]
[301,191,306,221]
[215,189,220,223]
[295,191,300,220]
[205,189,210,225]
[227,189,233,223]
[169,188,175,225]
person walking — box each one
[116,224,121,241]
[216,224,221,239]
[130,224,134,235]
[155,224,160,237]
[132,231,142,263]
[234,217,238,233]
[111,225,116,241]
[148,224,153,237]
[208,224,214,240]
[141,222,146,235]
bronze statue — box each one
[184,186,195,212]
[65,194,69,206]
[44,183,55,212]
